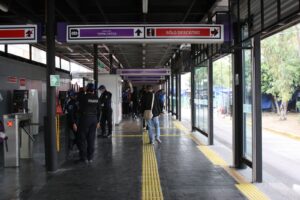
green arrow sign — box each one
[50,75,60,87]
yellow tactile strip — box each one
[142,132,164,200]
[182,122,270,200]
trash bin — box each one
[3,113,34,167]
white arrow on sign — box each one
[134,28,144,38]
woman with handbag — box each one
[141,85,163,145]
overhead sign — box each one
[62,24,224,44]
[7,76,17,84]
[50,75,60,87]
[117,68,171,76]
[0,25,38,44]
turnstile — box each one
[3,113,34,167]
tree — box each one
[261,25,300,120]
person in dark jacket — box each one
[131,86,139,119]
[65,90,80,151]
[141,85,162,145]
[98,85,113,138]
[78,83,100,163]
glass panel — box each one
[32,46,46,64]
[7,44,30,59]
[61,59,70,71]
[55,56,60,68]
[181,73,191,124]
[0,45,5,52]
[243,42,253,160]
[213,55,233,148]
[172,76,177,114]
[70,62,92,73]
[194,64,208,133]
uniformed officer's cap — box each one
[68,90,76,97]
[86,83,95,92]
[98,85,106,90]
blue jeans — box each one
[146,116,161,142]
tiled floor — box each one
[0,116,246,200]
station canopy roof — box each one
[0,0,221,72]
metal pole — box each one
[191,63,195,130]
[171,73,174,114]
[45,0,58,172]
[109,53,114,74]
[93,44,98,88]
[232,25,245,169]
[253,35,262,182]
[178,74,181,121]
[208,58,213,145]
[175,74,179,119]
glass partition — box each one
[194,64,209,133]
[242,41,253,160]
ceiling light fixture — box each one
[0,3,8,12]
[142,0,148,14]
[66,46,74,53]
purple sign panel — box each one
[67,25,145,42]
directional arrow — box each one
[211,28,219,36]
[26,30,33,38]
[135,29,142,36]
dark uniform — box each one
[78,92,100,161]
[99,90,113,137]
[65,97,79,150]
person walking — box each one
[141,85,162,144]
[98,85,113,138]
[65,90,80,151]
[78,83,100,163]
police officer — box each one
[98,85,113,138]
[78,83,100,163]
[65,90,80,151]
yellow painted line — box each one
[263,127,300,142]
[142,132,164,200]
[112,135,142,138]
[56,115,60,152]
[197,146,227,166]
[195,143,269,199]
[236,184,270,200]
[172,121,189,134]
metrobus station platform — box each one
[0,115,270,200]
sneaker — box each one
[84,159,89,164]
[149,140,154,145]
[156,138,162,144]
[88,159,93,164]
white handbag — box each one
[143,94,155,120]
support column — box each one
[167,76,170,112]
[178,74,181,121]
[93,44,98,88]
[171,73,174,114]
[253,35,262,182]
[45,0,57,172]
[208,58,213,145]
[232,22,245,169]
[191,64,195,130]
[175,74,179,119]
[109,53,114,74]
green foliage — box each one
[213,55,232,89]
[261,25,300,103]
[297,101,300,111]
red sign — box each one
[19,78,26,86]
[145,26,222,39]
[7,76,17,84]
[0,25,37,44]
[7,121,13,127]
